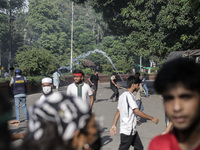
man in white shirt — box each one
[66,69,94,108]
[110,75,159,150]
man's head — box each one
[135,72,140,78]
[73,69,85,84]
[112,72,117,77]
[95,70,99,75]
[41,77,53,95]
[155,58,200,131]
[15,69,22,76]
[127,75,141,91]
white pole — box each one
[140,56,142,72]
[70,2,74,72]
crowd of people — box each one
[1,57,200,150]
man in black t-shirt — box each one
[88,71,101,102]
[110,72,119,102]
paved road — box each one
[10,81,166,150]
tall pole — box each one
[140,56,142,72]
[70,2,74,72]
[8,7,12,75]
[0,40,1,77]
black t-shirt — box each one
[90,74,99,88]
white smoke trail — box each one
[73,49,124,82]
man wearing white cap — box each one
[38,77,54,103]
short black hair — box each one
[73,69,85,77]
[155,58,200,94]
[112,72,117,76]
[135,72,140,78]
[127,75,141,88]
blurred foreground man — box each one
[149,58,200,150]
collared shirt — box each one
[66,82,93,102]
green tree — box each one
[27,0,69,65]
[15,46,58,76]
[0,0,25,70]
[75,0,200,62]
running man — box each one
[110,75,159,150]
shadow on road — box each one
[101,135,113,147]
[10,127,27,133]
[97,99,108,102]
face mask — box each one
[42,86,52,95]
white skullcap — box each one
[41,77,52,84]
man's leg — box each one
[92,86,97,101]
[118,134,133,150]
[131,132,144,150]
[20,97,28,120]
[115,88,119,101]
[94,90,97,101]
[143,85,148,97]
[110,88,116,100]
[136,100,142,120]
[14,97,20,121]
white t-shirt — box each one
[118,91,138,135]
[66,82,93,102]
[110,75,116,80]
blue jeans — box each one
[14,97,28,121]
[136,100,144,120]
[143,84,148,97]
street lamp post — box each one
[70,2,74,72]
[8,0,14,75]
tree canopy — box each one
[1,0,200,76]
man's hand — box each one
[110,125,117,136]
[151,117,159,124]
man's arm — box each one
[9,77,13,87]
[98,79,101,85]
[134,108,159,124]
[88,78,94,86]
[111,79,119,89]
[89,95,94,108]
[110,109,120,136]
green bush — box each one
[0,77,11,83]
[26,76,45,85]
[151,67,159,73]
[82,68,92,75]
[15,46,59,76]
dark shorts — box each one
[91,85,97,90]
[118,132,143,150]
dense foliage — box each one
[0,0,200,76]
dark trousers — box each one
[118,132,143,150]
[110,87,119,101]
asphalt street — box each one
[10,81,166,150]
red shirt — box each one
[149,132,200,150]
